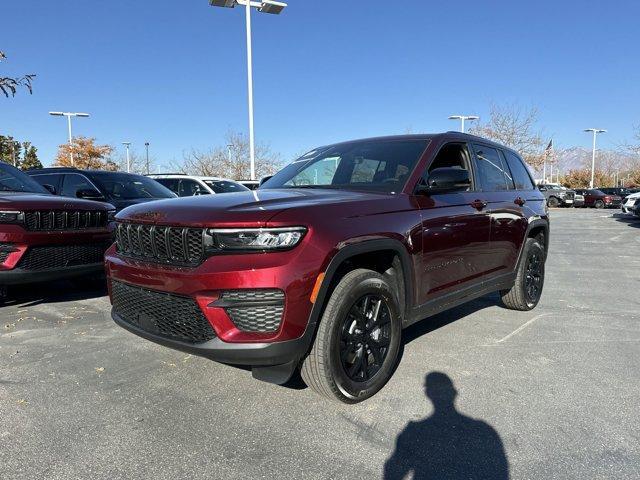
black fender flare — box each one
[305,238,414,337]
[515,217,550,267]
[251,238,415,383]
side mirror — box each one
[418,167,471,194]
[259,175,273,187]
[76,188,105,201]
[538,185,547,192]
[42,184,57,195]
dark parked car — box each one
[538,184,575,207]
[599,187,639,201]
[27,168,176,212]
[574,189,622,208]
[0,163,113,298]
[106,133,549,403]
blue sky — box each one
[1,0,639,168]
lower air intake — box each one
[111,281,216,344]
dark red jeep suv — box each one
[106,133,549,403]
[0,163,114,297]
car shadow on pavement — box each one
[612,213,640,228]
[2,277,108,308]
[286,295,499,391]
[384,372,509,480]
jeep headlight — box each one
[205,227,306,252]
[0,211,24,224]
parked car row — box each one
[538,183,637,209]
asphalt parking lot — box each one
[1,208,639,480]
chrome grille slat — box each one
[115,222,206,267]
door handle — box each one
[514,197,526,206]
[471,199,488,210]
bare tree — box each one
[180,130,283,180]
[112,148,155,174]
[0,51,35,98]
[470,104,545,169]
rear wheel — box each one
[501,238,545,311]
[547,196,560,208]
[594,199,605,209]
[301,269,402,403]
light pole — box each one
[145,142,150,175]
[209,0,287,180]
[584,128,606,188]
[227,144,233,163]
[122,142,132,173]
[448,115,479,133]
[49,111,90,166]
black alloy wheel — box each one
[339,294,392,382]
[524,250,543,304]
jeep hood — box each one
[115,188,395,227]
[0,192,113,211]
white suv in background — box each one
[148,174,249,197]
[621,191,640,215]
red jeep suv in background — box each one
[0,163,114,298]
[106,133,549,403]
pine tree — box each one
[20,142,42,170]
[0,135,22,167]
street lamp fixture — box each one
[48,111,90,166]
[448,115,479,133]
[584,128,606,189]
[208,0,288,180]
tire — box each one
[547,197,560,208]
[301,269,402,403]
[500,238,545,311]
[594,200,605,209]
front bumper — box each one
[112,309,311,367]
[105,237,323,344]
[0,262,104,285]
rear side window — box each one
[155,178,180,194]
[61,174,95,197]
[179,179,209,197]
[204,180,250,193]
[31,173,63,192]
[503,151,535,190]
[472,144,512,191]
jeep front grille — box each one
[24,210,108,231]
[114,222,205,266]
[111,280,216,343]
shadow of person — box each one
[384,372,509,480]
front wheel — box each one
[547,197,560,208]
[301,269,402,403]
[594,199,605,209]
[500,238,545,311]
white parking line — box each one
[496,313,553,343]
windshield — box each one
[204,180,250,193]
[260,140,429,193]
[0,163,49,194]
[90,172,176,200]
